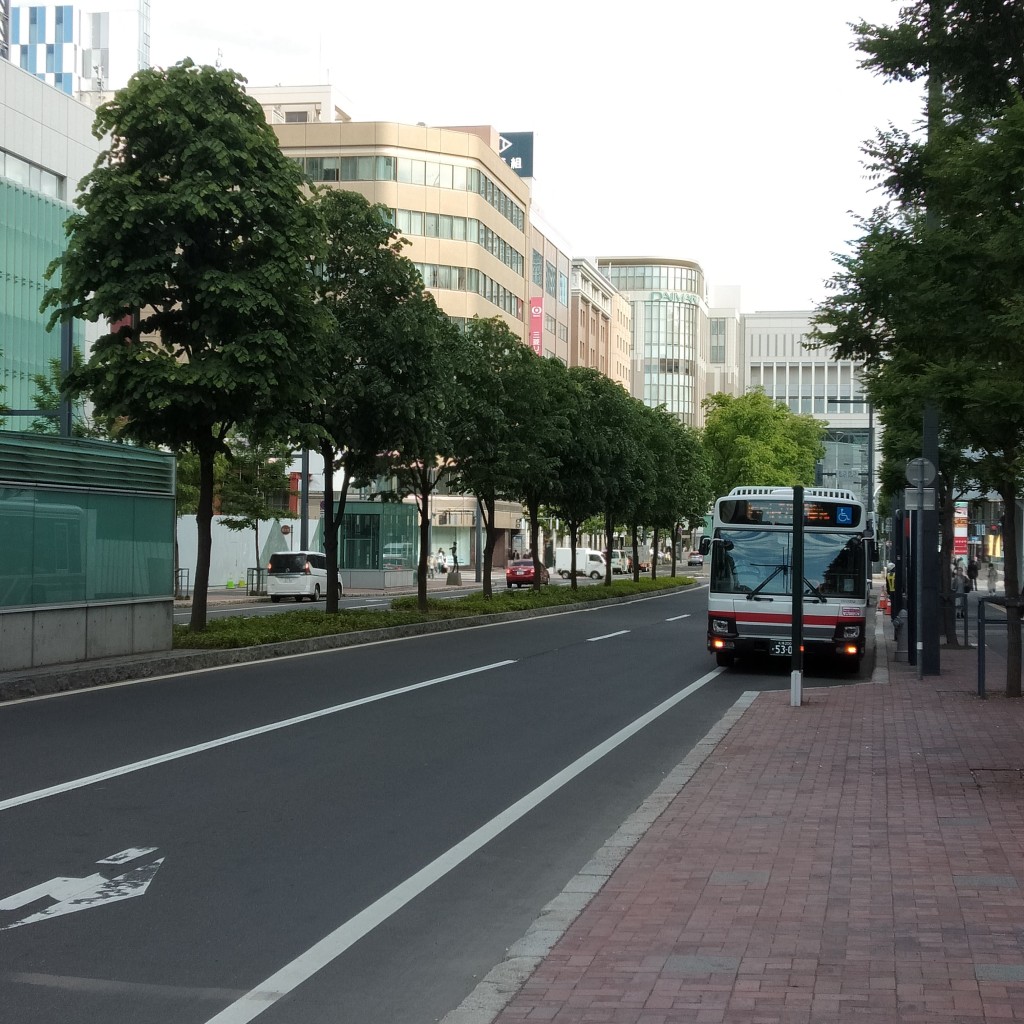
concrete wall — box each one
[0,598,173,672]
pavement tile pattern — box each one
[488,624,1024,1023]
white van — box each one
[554,547,606,579]
[266,550,343,602]
[608,550,629,575]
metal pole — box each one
[917,474,924,679]
[791,485,804,707]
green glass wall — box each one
[0,179,84,417]
[338,500,419,570]
[0,434,176,608]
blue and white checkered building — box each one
[9,1,149,96]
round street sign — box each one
[906,457,936,487]
[281,525,291,535]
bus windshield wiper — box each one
[804,579,827,603]
[747,565,787,600]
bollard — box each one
[893,609,908,661]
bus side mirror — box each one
[698,537,711,556]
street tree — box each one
[218,434,296,568]
[509,356,573,588]
[382,290,463,611]
[701,389,825,497]
[448,318,546,599]
[44,60,318,631]
[813,2,1024,695]
[304,188,432,613]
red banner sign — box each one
[529,297,543,355]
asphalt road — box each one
[1,584,865,1024]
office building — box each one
[596,257,710,427]
[252,88,532,346]
[8,0,150,99]
[1,58,99,424]
[570,258,631,391]
[743,309,874,509]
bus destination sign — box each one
[719,498,861,529]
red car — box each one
[505,559,550,588]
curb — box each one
[1,586,695,701]
[439,690,760,1024]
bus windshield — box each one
[710,529,866,600]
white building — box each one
[743,309,875,511]
[8,0,149,99]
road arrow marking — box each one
[0,847,163,930]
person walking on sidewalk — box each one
[953,565,968,618]
[987,560,998,595]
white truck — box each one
[554,547,606,579]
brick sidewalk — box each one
[474,623,1024,1023]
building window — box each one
[558,271,568,306]
[532,250,543,286]
[545,261,556,298]
[284,111,309,123]
[710,318,726,363]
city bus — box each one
[699,486,874,669]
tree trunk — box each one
[631,523,641,582]
[416,465,432,613]
[605,513,615,586]
[1000,474,1021,698]
[188,445,215,631]
[651,527,659,580]
[322,442,340,614]
[568,522,580,590]
[526,496,542,588]
[481,495,496,599]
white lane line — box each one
[202,667,723,1024]
[665,614,691,621]
[586,630,629,642]
[0,662,515,813]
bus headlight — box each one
[710,618,732,635]
[842,625,861,639]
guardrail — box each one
[174,567,190,599]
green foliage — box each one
[27,350,109,437]
[42,60,320,630]
[172,575,696,649]
[701,390,826,496]
[305,187,449,611]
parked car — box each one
[687,550,704,567]
[267,550,343,602]
[505,559,550,588]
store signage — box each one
[498,132,534,177]
[650,291,700,304]
[529,297,543,355]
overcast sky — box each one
[149,0,924,314]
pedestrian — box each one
[436,547,447,575]
[987,561,998,595]
[427,551,436,579]
[953,565,967,618]
[967,558,979,589]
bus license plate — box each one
[771,641,793,657]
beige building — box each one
[569,258,631,391]
[252,87,530,344]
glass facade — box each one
[599,260,706,424]
[1,178,82,417]
[292,154,525,231]
[338,500,419,571]
[0,435,176,608]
